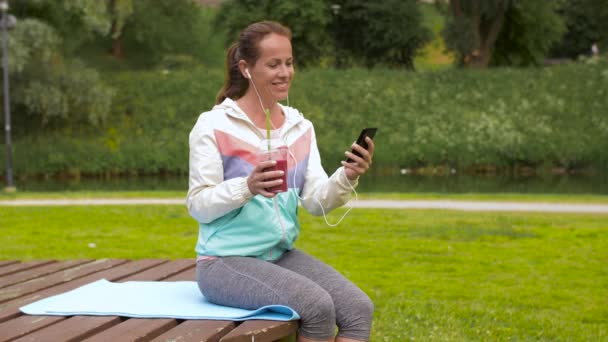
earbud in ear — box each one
[245,68,252,79]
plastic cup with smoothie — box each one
[257,139,288,193]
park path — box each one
[1,198,608,213]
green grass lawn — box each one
[1,205,606,341]
[3,190,608,204]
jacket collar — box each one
[214,98,304,132]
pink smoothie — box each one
[267,159,288,193]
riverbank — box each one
[1,197,608,213]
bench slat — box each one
[0,260,92,289]
[0,315,66,342]
[12,316,121,342]
[122,259,194,282]
[82,318,177,342]
[0,259,127,304]
[0,259,165,323]
[0,261,56,278]
[0,261,19,268]
[220,320,299,342]
[163,267,195,281]
[150,320,236,342]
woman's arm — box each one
[299,128,357,216]
[186,117,254,224]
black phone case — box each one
[346,128,377,162]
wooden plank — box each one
[150,320,236,342]
[121,259,194,282]
[0,261,56,278]
[0,260,92,289]
[82,318,177,342]
[3,260,182,341]
[0,315,66,342]
[1,260,298,342]
[163,267,195,281]
[0,259,127,303]
[220,320,299,342]
[0,259,165,323]
[12,315,121,342]
[0,261,19,268]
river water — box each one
[11,172,608,195]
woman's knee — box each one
[297,290,337,340]
[346,292,374,325]
[357,292,374,320]
[335,291,374,340]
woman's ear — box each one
[238,60,249,79]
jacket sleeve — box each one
[299,126,358,216]
[186,114,254,224]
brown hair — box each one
[215,21,292,104]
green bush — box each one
[2,60,608,177]
[215,0,334,67]
[332,0,432,69]
[550,0,608,58]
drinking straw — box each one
[265,108,271,151]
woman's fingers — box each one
[365,137,375,160]
[247,160,285,197]
[342,137,375,180]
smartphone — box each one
[346,128,377,163]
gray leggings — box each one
[196,249,373,341]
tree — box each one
[12,0,111,54]
[121,0,207,63]
[5,1,114,132]
[332,0,432,69]
[215,0,334,67]
[491,1,565,66]
[108,0,133,58]
[440,0,564,67]
[441,0,511,67]
[550,0,608,58]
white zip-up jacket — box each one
[187,98,357,261]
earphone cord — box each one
[248,76,357,227]
[249,73,270,120]
[288,147,358,227]
[286,93,357,226]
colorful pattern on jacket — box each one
[214,128,312,194]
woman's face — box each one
[248,33,294,102]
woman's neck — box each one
[236,94,284,130]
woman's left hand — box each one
[341,136,375,181]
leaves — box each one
[442,0,565,67]
[333,0,432,68]
[7,19,61,73]
[216,0,333,67]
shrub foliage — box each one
[2,60,608,177]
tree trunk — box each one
[111,33,124,58]
[109,0,124,58]
[460,0,509,68]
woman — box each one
[187,21,375,342]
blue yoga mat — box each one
[20,279,299,321]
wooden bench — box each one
[0,259,299,341]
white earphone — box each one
[245,68,252,79]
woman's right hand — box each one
[247,160,285,198]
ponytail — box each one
[215,43,249,104]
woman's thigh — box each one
[275,249,374,340]
[196,255,337,339]
[275,249,370,307]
